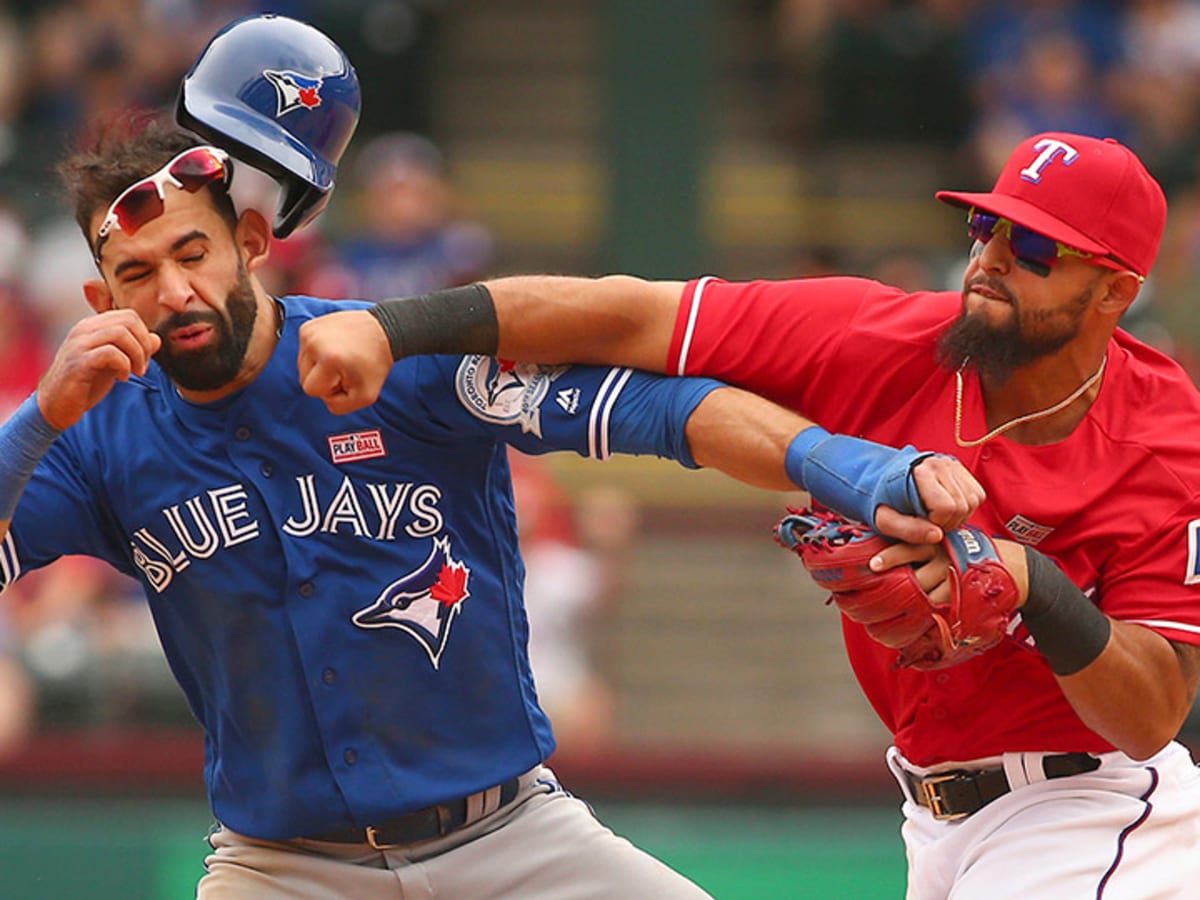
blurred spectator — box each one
[962,0,1126,107]
[966,27,1133,181]
[3,555,169,730]
[306,132,494,300]
[306,0,450,138]
[776,0,973,148]
[0,10,23,169]
[509,451,638,752]
[1113,0,1200,193]
[0,208,51,421]
[0,618,34,756]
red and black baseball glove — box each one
[774,508,1020,670]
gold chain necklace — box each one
[954,355,1107,448]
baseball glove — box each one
[774,508,1020,670]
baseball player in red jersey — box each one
[299,131,1200,897]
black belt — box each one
[308,777,521,848]
[904,752,1101,821]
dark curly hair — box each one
[57,111,238,259]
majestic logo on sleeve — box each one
[351,536,471,668]
[263,69,324,116]
[455,356,567,438]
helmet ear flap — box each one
[176,13,360,238]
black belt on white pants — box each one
[307,776,522,848]
[903,752,1101,821]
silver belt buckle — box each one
[917,771,971,822]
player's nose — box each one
[975,234,1015,273]
[156,262,195,313]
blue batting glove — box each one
[785,426,934,526]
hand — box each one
[910,454,985,531]
[869,541,951,606]
[873,455,985,544]
[870,532,1029,608]
[297,310,395,414]
[37,309,161,430]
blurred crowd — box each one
[765,0,1200,371]
[8,0,1200,754]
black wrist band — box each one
[1021,547,1112,676]
[367,283,499,361]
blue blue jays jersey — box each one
[0,295,720,840]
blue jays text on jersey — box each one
[0,295,720,841]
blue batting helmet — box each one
[177,14,361,238]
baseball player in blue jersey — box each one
[0,16,986,899]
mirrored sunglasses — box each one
[94,146,231,254]
[966,208,1125,278]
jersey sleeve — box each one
[1097,495,1200,646]
[665,276,957,423]
[373,355,719,466]
[667,276,871,406]
[2,433,136,592]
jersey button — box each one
[980,447,993,461]
[299,582,315,598]
[260,462,274,477]
[322,668,336,684]
[343,748,357,765]
[235,426,251,441]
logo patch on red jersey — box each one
[328,430,386,464]
[1005,514,1054,546]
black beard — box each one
[936,279,1090,383]
[153,264,258,391]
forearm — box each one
[367,275,683,372]
[0,394,61,532]
[1056,622,1197,759]
[486,275,683,371]
[684,388,960,544]
[1018,546,1198,758]
[685,387,808,490]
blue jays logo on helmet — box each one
[352,537,471,668]
[263,69,324,116]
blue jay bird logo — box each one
[352,537,471,668]
[263,69,324,116]
[454,355,567,438]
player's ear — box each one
[235,208,272,273]
[1096,270,1142,317]
[83,278,114,314]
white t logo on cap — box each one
[1020,138,1079,183]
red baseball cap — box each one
[936,132,1166,277]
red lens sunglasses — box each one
[94,146,231,259]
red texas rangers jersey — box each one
[669,275,1200,766]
